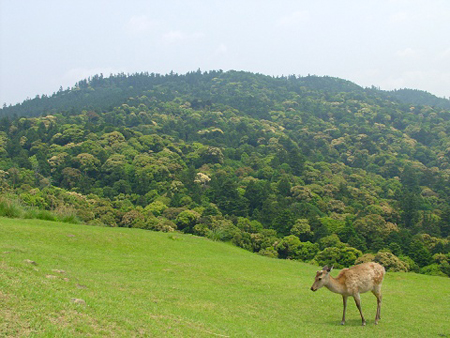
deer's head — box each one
[310,265,333,291]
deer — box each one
[310,262,385,326]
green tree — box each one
[314,246,362,269]
[290,218,314,241]
[272,209,296,236]
[209,172,247,216]
[399,164,422,228]
[408,239,433,267]
[175,210,201,233]
[244,180,270,214]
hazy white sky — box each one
[1,0,450,105]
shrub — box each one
[290,218,314,241]
[53,205,81,224]
[121,210,145,228]
[88,219,106,227]
[399,255,420,273]
[408,239,433,267]
[250,229,278,252]
[0,199,23,218]
[193,223,211,237]
[34,210,57,221]
[432,253,450,276]
[146,217,177,232]
[58,213,81,224]
[175,210,201,232]
[355,253,375,265]
[232,232,253,251]
[207,219,240,242]
[420,264,447,277]
[314,246,362,269]
[258,247,279,258]
[318,234,345,250]
[373,251,409,272]
[100,213,118,227]
[236,217,263,234]
[276,235,319,261]
[145,200,167,217]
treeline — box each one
[0,71,449,276]
[3,70,449,118]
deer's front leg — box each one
[341,295,348,325]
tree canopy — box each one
[0,70,449,276]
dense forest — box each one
[0,70,449,276]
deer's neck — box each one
[325,275,346,295]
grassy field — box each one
[0,217,449,337]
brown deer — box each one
[310,262,385,326]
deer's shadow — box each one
[321,319,376,327]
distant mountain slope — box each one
[2,70,448,118]
[386,88,450,109]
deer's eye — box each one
[318,278,322,281]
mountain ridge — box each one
[1,70,449,118]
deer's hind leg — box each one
[372,285,382,325]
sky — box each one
[1,0,450,105]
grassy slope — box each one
[1,218,449,337]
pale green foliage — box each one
[354,214,397,239]
[146,217,177,232]
[208,219,240,242]
[399,255,420,272]
[314,246,362,269]
[291,185,316,202]
[101,131,126,147]
[145,200,168,217]
[175,210,201,231]
[318,217,345,235]
[290,218,313,239]
[236,217,263,233]
[75,153,100,173]
[355,253,376,265]
[258,246,279,258]
[121,210,145,228]
[318,234,345,250]
[373,251,409,272]
[276,235,319,261]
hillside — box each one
[0,70,448,277]
[386,88,450,110]
[1,72,367,118]
[1,218,449,337]
[2,71,450,118]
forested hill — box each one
[386,88,450,110]
[2,70,449,118]
[0,70,449,277]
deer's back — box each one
[337,262,385,295]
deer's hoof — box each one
[340,321,345,326]
[362,321,366,326]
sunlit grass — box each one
[1,217,449,337]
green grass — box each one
[1,217,449,337]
